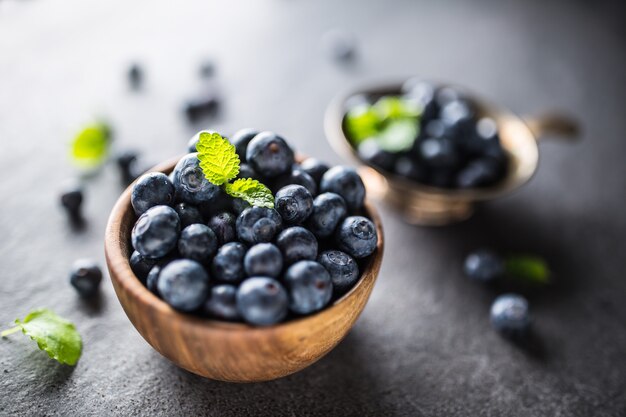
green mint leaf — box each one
[71,122,112,168]
[373,96,421,121]
[197,132,240,185]
[2,309,82,366]
[377,119,419,152]
[505,255,551,285]
[225,178,274,209]
[345,105,381,144]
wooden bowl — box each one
[325,79,579,225]
[104,156,384,383]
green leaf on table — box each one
[1,309,82,366]
[345,105,381,144]
[225,178,274,209]
[505,255,551,285]
[377,119,419,152]
[70,122,112,168]
[197,131,240,185]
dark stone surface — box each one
[1,0,625,415]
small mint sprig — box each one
[196,132,274,208]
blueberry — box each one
[419,137,459,168]
[275,185,313,224]
[203,285,240,321]
[60,183,84,218]
[128,63,142,89]
[464,117,501,155]
[130,250,157,283]
[132,205,181,259]
[146,264,161,294]
[317,250,359,295]
[171,153,221,207]
[300,158,329,184]
[456,159,501,188]
[402,79,438,121]
[115,150,139,184]
[131,172,175,216]
[276,226,318,265]
[307,192,347,238]
[211,242,247,283]
[464,249,504,282]
[490,294,531,334]
[320,166,365,211]
[231,197,251,214]
[178,224,218,262]
[394,156,426,181]
[230,128,259,163]
[435,86,461,108]
[157,259,210,312]
[199,60,215,78]
[237,163,261,181]
[284,261,333,315]
[272,168,317,196]
[425,168,456,188]
[244,243,283,278]
[207,211,237,244]
[246,132,294,178]
[184,91,220,122]
[336,216,377,259]
[357,139,396,171]
[236,277,288,326]
[236,207,283,245]
[322,29,356,62]
[69,259,102,297]
[173,202,204,228]
[421,119,446,139]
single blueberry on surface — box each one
[490,294,531,334]
[131,172,175,215]
[178,224,218,262]
[300,158,329,184]
[276,226,318,265]
[157,259,210,312]
[244,243,283,278]
[307,192,347,238]
[132,205,181,259]
[127,63,143,89]
[320,166,365,211]
[173,202,204,228]
[245,132,294,178]
[336,216,377,259]
[464,249,504,283]
[284,261,333,315]
[275,185,314,224]
[115,150,139,184]
[184,91,220,122]
[207,211,237,244]
[60,183,84,218]
[272,168,317,196]
[130,250,157,283]
[236,207,283,245]
[171,153,221,207]
[211,242,246,283]
[203,285,240,321]
[236,277,288,326]
[70,259,102,297]
[317,250,359,295]
[231,128,259,163]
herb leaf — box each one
[71,122,112,168]
[225,178,274,209]
[505,256,551,285]
[197,132,240,185]
[2,309,82,366]
[377,119,419,152]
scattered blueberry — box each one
[199,60,215,78]
[115,150,139,184]
[246,132,294,178]
[203,284,240,321]
[128,63,143,89]
[336,216,377,258]
[231,128,259,163]
[317,250,359,295]
[236,207,283,245]
[132,205,181,259]
[130,250,157,283]
[184,91,220,122]
[60,183,84,219]
[171,153,221,208]
[464,249,505,283]
[70,259,102,297]
[322,29,357,62]
[276,226,318,265]
[207,212,237,244]
[236,277,288,326]
[178,224,218,262]
[173,202,204,228]
[131,172,175,216]
[211,242,246,283]
[490,294,531,334]
[307,192,347,238]
[284,261,333,315]
[244,243,283,278]
[300,158,329,184]
[275,185,313,224]
[157,259,210,312]
[320,166,365,211]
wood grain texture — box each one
[104,156,384,383]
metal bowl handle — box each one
[524,112,580,141]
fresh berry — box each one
[146,265,161,294]
[157,259,210,312]
[300,158,329,184]
[173,202,204,228]
[276,226,318,265]
[464,249,504,282]
[231,128,259,163]
[60,183,84,218]
[237,163,261,181]
[490,294,531,334]
[357,139,396,171]
[336,216,377,258]
[131,172,175,216]
[199,60,215,78]
[236,277,288,326]
[115,150,139,184]
[272,168,317,196]
[70,259,102,297]
[456,159,500,188]
[419,137,459,168]
[275,185,313,224]
[284,261,333,315]
[307,192,347,238]
[402,79,438,121]
[132,205,181,259]
[203,284,240,321]
[207,212,237,244]
[236,207,283,245]
[244,243,283,278]
[245,132,294,178]
[130,250,157,283]
[178,224,218,262]
[322,29,356,62]
[320,166,365,211]
[317,250,359,295]
[171,153,221,208]
[394,156,425,181]
[211,242,246,283]
[128,64,143,89]
[184,91,220,122]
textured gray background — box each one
[1,0,625,416]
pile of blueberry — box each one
[347,79,509,189]
[129,130,378,326]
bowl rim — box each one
[324,77,540,201]
[104,155,385,332]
